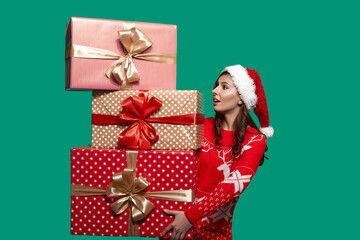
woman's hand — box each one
[160,209,193,240]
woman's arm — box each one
[160,134,266,239]
[185,134,266,223]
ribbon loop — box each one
[110,196,130,215]
[132,176,150,193]
[106,169,136,196]
[130,194,155,222]
[105,58,124,81]
[118,28,152,55]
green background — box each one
[2,0,359,239]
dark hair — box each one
[213,72,268,166]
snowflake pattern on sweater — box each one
[185,118,266,240]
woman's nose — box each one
[212,87,218,95]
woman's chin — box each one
[213,107,224,114]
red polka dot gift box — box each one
[91,90,204,150]
[71,146,196,239]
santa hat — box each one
[221,64,274,139]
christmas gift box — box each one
[71,146,196,239]
[65,17,177,90]
[91,90,204,150]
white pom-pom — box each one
[259,126,274,139]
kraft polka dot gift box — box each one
[71,146,196,239]
[91,90,204,150]
[65,17,177,91]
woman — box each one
[160,64,274,240]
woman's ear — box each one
[238,99,243,105]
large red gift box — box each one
[71,146,196,239]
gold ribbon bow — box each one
[65,27,176,89]
[106,168,154,223]
[71,150,194,237]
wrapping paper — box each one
[91,90,204,150]
[70,146,196,239]
[65,17,177,90]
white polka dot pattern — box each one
[71,146,196,239]
[91,90,204,150]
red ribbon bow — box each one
[116,91,162,149]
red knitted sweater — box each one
[184,118,266,240]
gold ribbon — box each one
[65,27,177,89]
[71,150,194,237]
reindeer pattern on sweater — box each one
[184,118,266,240]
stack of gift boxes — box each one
[66,17,204,239]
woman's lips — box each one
[213,99,220,104]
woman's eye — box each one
[222,85,228,90]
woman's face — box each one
[212,73,243,114]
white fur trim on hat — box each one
[259,126,274,139]
[221,65,258,110]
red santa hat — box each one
[221,64,274,139]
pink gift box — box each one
[65,17,177,90]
